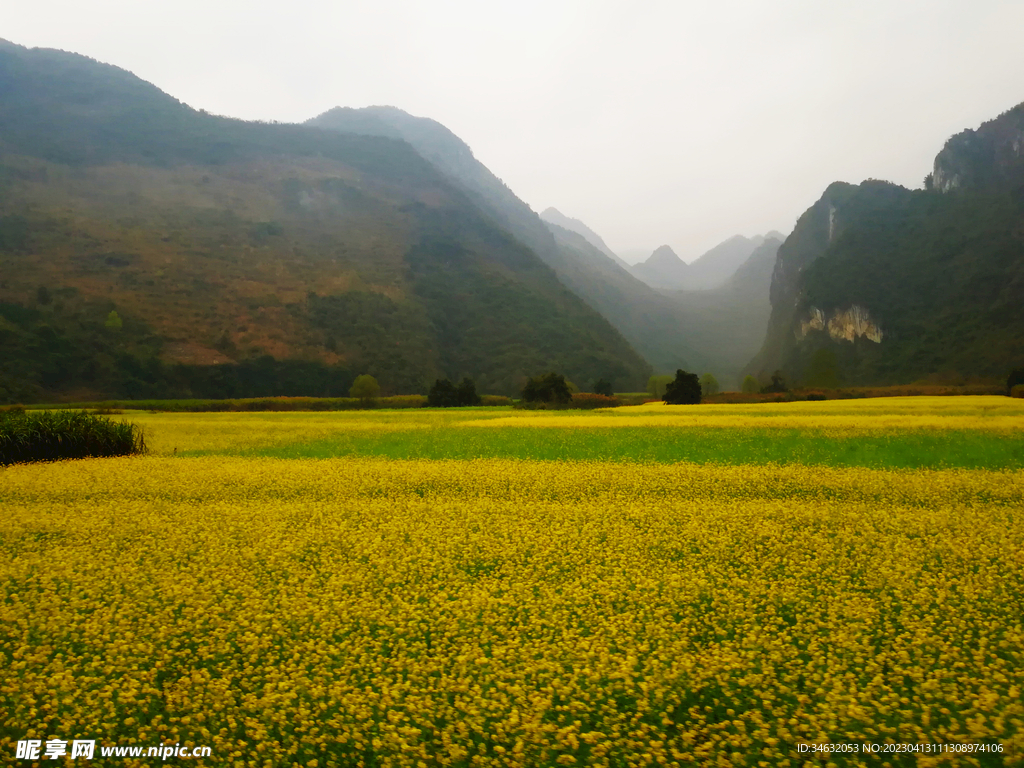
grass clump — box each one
[0,410,146,465]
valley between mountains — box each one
[1,39,1022,402]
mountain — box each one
[629,235,766,291]
[309,106,697,375]
[748,102,1024,386]
[0,41,651,402]
[931,102,1024,193]
[541,223,708,375]
[538,207,631,270]
[662,236,782,387]
[631,245,688,289]
[683,235,766,289]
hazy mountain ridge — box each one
[0,42,650,401]
[545,219,783,385]
[630,235,769,291]
[310,106,703,375]
[631,244,687,289]
[749,102,1024,386]
[663,236,782,387]
[539,207,632,269]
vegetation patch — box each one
[0,409,145,465]
[24,394,514,412]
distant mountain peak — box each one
[630,234,775,291]
[538,208,630,268]
[647,244,683,266]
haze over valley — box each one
[1,3,1023,401]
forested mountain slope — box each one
[0,41,650,401]
[308,106,698,374]
[748,102,1024,386]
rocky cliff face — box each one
[932,102,1024,192]
[798,305,883,344]
[747,179,913,383]
[747,98,1024,387]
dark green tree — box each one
[1008,367,1024,395]
[522,373,572,404]
[428,378,460,407]
[663,369,701,404]
[761,371,788,394]
[429,377,481,407]
[741,375,759,394]
[592,378,614,397]
[456,378,481,406]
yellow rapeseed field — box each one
[2,433,1023,766]
[461,396,1024,432]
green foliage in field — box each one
[348,375,380,405]
[1009,366,1024,395]
[646,374,673,398]
[664,369,701,404]
[761,371,789,394]
[0,409,144,464]
[522,373,572,404]
[134,396,1024,471]
[699,372,719,396]
[427,378,481,407]
[241,424,1021,469]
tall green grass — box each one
[230,426,1024,470]
[0,410,146,465]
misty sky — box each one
[6,1,1024,262]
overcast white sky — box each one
[6,1,1024,262]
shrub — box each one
[1011,384,1024,399]
[456,378,481,406]
[741,375,759,394]
[570,393,621,409]
[699,373,720,396]
[1008,367,1024,395]
[428,379,460,407]
[514,392,621,411]
[592,379,614,397]
[522,373,572,404]
[647,375,673,399]
[761,371,788,394]
[1,410,145,465]
[428,378,482,407]
[664,370,701,405]
[349,374,380,405]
